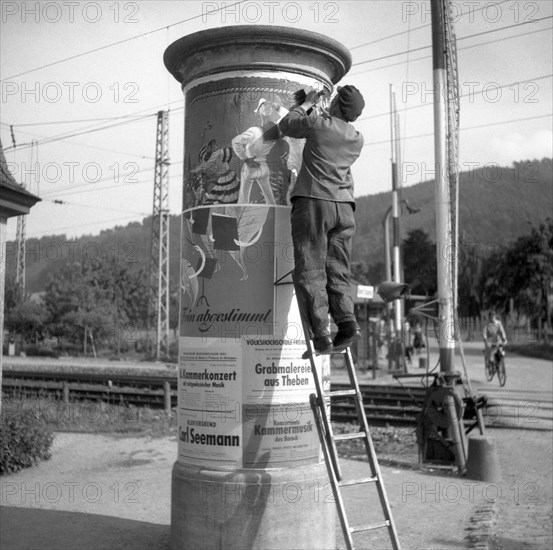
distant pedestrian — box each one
[413,320,423,354]
[403,319,413,364]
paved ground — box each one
[0,431,494,550]
[1,343,551,550]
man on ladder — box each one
[279,85,365,354]
[280,87,401,550]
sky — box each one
[1,0,552,242]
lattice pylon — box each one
[15,210,26,297]
[445,0,461,313]
[149,110,170,360]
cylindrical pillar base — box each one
[171,461,335,550]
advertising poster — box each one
[178,74,329,470]
[242,402,319,468]
[177,340,242,468]
[180,205,277,340]
[182,75,305,212]
[241,338,321,468]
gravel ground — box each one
[1,344,551,549]
[489,428,553,550]
[1,425,550,550]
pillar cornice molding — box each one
[164,25,351,90]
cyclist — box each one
[483,311,507,367]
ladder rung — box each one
[327,389,357,398]
[339,476,378,487]
[334,431,365,441]
[350,521,390,533]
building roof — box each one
[0,139,41,219]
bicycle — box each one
[485,344,506,386]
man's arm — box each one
[483,325,489,347]
[279,90,321,139]
[498,322,507,344]
[279,106,317,139]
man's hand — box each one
[294,89,307,106]
[301,90,322,112]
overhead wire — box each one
[2,123,154,161]
[44,198,149,216]
[3,0,513,82]
[29,109,552,236]
[352,15,553,67]
[2,113,156,128]
[349,26,553,76]
[5,11,548,155]
[4,112,158,152]
[40,166,157,198]
[3,104,184,153]
[2,0,250,80]
[41,171,185,199]
[4,2,551,238]
[348,0,511,50]
[1,97,184,130]
[361,113,553,148]
[356,74,553,123]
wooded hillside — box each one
[7,158,552,293]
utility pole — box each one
[431,0,466,471]
[149,110,170,360]
[389,84,405,372]
[431,0,458,375]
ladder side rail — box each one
[300,314,343,480]
[343,349,402,550]
[310,394,355,550]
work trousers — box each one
[291,197,356,338]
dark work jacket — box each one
[279,106,364,209]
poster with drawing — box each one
[180,205,276,339]
[182,76,304,211]
[178,74,329,470]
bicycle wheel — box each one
[485,358,495,381]
[497,357,506,386]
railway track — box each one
[2,369,426,424]
[2,369,178,409]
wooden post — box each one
[163,381,171,415]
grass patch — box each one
[3,398,420,470]
[2,397,177,439]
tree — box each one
[480,219,553,343]
[402,229,437,296]
[99,256,150,354]
[43,254,150,354]
[6,299,49,346]
[457,241,484,318]
[3,274,24,316]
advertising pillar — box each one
[164,26,351,549]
